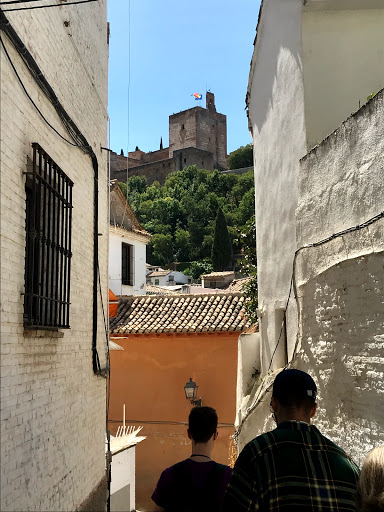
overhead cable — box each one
[237,209,384,436]
[1,0,98,12]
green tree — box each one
[211,208,233,271]
[117,165,255,268]
[184,260,213,281]
[174,229,191,262]
[151,233,173,265]
[235,215,257,324]
[228,144,253,170]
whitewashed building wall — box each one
[237,0,384,458]
[295,91,384,464]
[0,2,109,511]
[109,227,148,296]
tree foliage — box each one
[228,144,253,170]
[234,215,258,324]
[119,165,255,269]
[184,260,213,281]
[211,208,233,271]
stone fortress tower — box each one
[110,91,228,185]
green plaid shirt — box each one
[222,421,359,511]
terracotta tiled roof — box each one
[225,277,252,293]
[146,285,178,295]
[110,181,151,239]
[148,270,171,277]
[110,293,251,334]
[202,271,235,279]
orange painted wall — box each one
[108,332,239,511]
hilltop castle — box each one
[110,91,227,185]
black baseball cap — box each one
[272,369,317,402]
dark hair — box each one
[188,406,218,443]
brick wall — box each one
[0,2,109,511]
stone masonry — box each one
[110,91,227,185]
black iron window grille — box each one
[121,242,134,286]
[24,143,73,329]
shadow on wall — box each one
[297,252,384,465]
[251,0,302,134]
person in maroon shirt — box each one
[151,406,232,512]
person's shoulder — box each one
[213,462,233,475]
[311,426,360,470]
[236,431,277,463]
[311,426,350,454]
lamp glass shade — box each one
[184,378,198,400]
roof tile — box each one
[110,292,252,334]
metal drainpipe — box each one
[0,9,102,375]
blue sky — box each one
[107,0,260,155]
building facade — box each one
[146,270,191,287]
[109,183,151,296]
[0,2,109,510]
[110,92,227,185]
[109,292,251,511]
[236,0,384,462]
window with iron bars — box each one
[24,143,73,329]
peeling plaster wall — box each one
[295,91,384,464]
[239,0,384,459]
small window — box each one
[168,275,174,282]
[122,242,134,286]
[181,124,185,130]
[155,279,160,285]
[184,158,186,163]
[24,143,73,329]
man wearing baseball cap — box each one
[222,369,359,511]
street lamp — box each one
[184,378,202,407]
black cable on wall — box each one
[0,7,104,376]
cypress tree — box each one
[211,208,233,271]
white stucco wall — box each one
[294,90,384,464]
[109,228,147,296]
[302,9,384,150]
[238,1,384,455]
[247,0,307,372]
[236,333,261,427]
[0,3,109,511]
[110,447,136,512]
[148,271,190,286]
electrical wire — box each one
[108,419,235,428]
[0,0,65,5]
[126,0,131,188]
[1,9,105,378]
[0,35,79,148]
[1,0,98,12]
[236,210,384,436]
